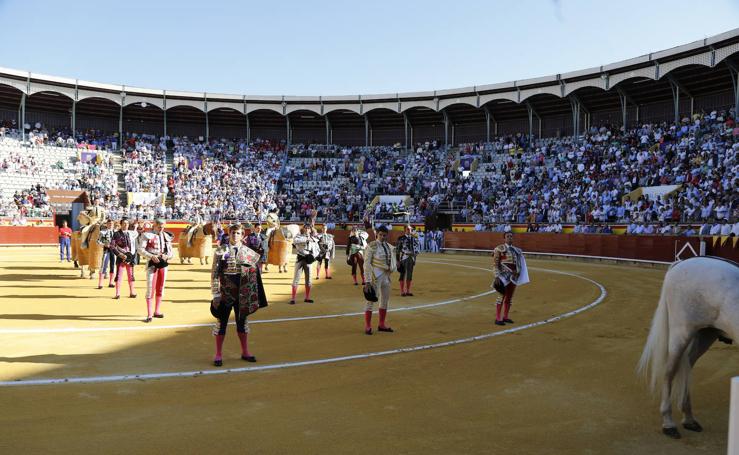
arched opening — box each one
[248,109,287,143]
[441,103,485,145]
[661,63,737,118]
[326,109,364,146]
[123,102,164,136]
[610,76,673,125]
[26,91,72,132]
[288,109,324,145]
[481,99,528,138]
[0,84,23,129]
[523,93,572,138]
[166,105,205,139]
[364,108,404,146]
[76,97,120,135]
[403,106,444,146]
[207,108,246,141]
[568,86,623,131]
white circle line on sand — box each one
[0,268,607,386]
[0,260,497,334]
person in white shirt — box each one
[290,224,321,305]
[710,223,722,235]
[720,222,732,236]
[362,226,396,335]
[417,230,425,252]
[137,219,174,322]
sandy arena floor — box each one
[0,246,735,454]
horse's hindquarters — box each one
[267,240,290,265]
[179,235,213,259]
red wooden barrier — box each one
[1,225,735,263]
[0,226,59,245]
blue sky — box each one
[0,0,737,96]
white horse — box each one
[638,256,738,439]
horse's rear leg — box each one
[681,329,718,432]
[661,332,692,438]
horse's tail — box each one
[637,275,670,393]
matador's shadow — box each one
[0,314,140,322]
[2,294,99,300]
[0,274,83,283]
[0,352,107,365]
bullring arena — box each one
[0,240,735,454]
[1,13,739,454]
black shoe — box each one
[97,286,103,290]
[113,295,120,300]
[214,359,223,367]
[377,326,394,332]
[153,313,164,318]
[400,293,407,297]
[405,292,414,297]
[288,300,295,305]
[108,284,115,288]
[241,355,257,363]
[365,328,373,335]
[326,277,332,279]
[304,299,314,303]
[143,317,152,323]
[361,282,366,285]
[503,318,514,324]
[495,320,505,326]
[682,421,703,432]
[354,282,358,286]
[130,294,137,298]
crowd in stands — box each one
[172,138,284,221]
[1,152,42,175]
[122,136,168,194]
[279,140,452,222]
[455,109,737,230]
[0,185,52,218]
[1,108,735,238]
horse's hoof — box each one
[662,427,681,439]
[683,421,703,432]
